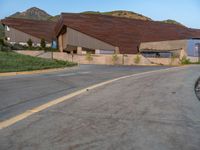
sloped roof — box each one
[55,13,200,54]
[1,17,56,42]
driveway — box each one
[0,65,200,150]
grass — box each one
[0,51,77,73]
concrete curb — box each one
[0,67,78,77]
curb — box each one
[0,67,78,77]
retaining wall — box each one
[15,50,180,66]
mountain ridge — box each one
[7,7,184,26]
[10,7,51,20]
[0,7,185,39]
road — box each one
[0,65,200,150]
[0,65,169,121]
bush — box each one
[85,52,93,62]
[11,43,26,50]
[134,54,141,64]
[40,38,46,49]
[180,56,191,64]
[27,39,33,48]
[0,39,4,46]
[112,54,119,64]
[0,45,11,51]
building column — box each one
[180,48,186,59]
[115,47,120,54]
[58,35,63,52]
[77,47,82,54]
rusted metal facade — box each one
[55,13,200,54]
[1,18,56,45]
[5,27,41,45]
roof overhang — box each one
[139,39,187,52]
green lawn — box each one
[0,51,77,73]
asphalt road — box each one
[0,65,200,150]
[0,65,169,121]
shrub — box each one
[11,43,25,50]
[134,54,141,64]
[112,54,119,64]
[27,39,33,48]
[180,56,191,64]
[40,38,46,49]
[85,52,93,62]
[0,45,11,51]
[0,39,4,46]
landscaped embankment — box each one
[0,51,77,73]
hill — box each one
[8,7,184,26]
[10,7,51,20]
[161,19,184,26]
[81,10,152,21]
[0,7,185,38]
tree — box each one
[27,39,33,48]
[0,39,4,46]
[40,38,46,49]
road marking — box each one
[0,66,187,130]
[57,71,91,77]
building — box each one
[1,14,200,63]
[139,39,200,62]
[55,13,200,58]
[1,18,56,47]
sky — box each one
[0,0,200,28]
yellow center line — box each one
[0,66,187,130]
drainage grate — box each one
[195,78,200,100]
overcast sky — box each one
[0,0,200,28]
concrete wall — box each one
[58,27,116,52]
[15,50,181,66]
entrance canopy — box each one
[139,40,186,53]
